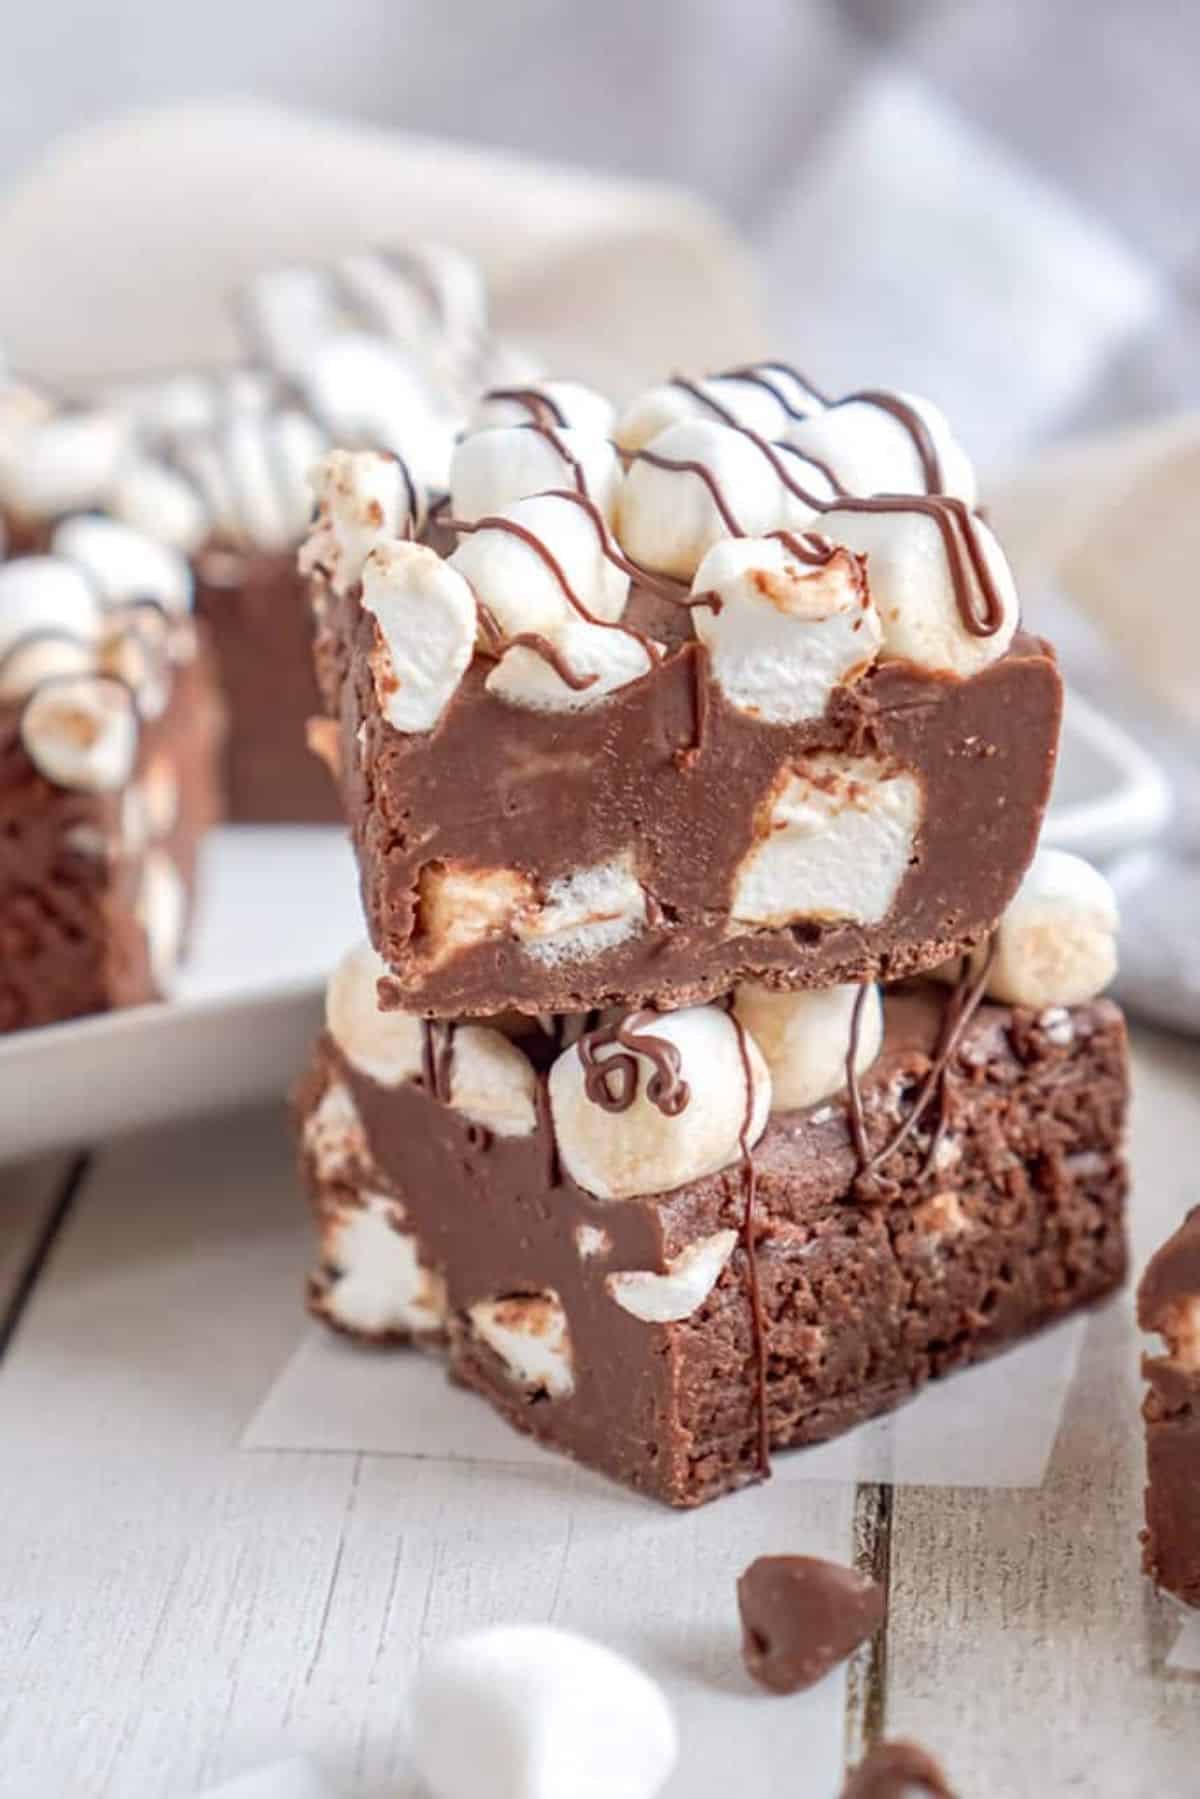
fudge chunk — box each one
[1139,1206,1200,1607]
[0,524,222,1030]
[304,367,1062,1017]
[295,932,1128,1507]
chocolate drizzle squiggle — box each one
[506,633,598,692]
[630,446,747,539]
[841,390,943,494]
[419,1019,457,1103]
[577,1010,691,1116]
[483,386,569,428]
[729,1010,771,1481]
[720,361,828,421]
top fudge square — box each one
[303,368,1062,1018]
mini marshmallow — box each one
[417,862,536,966]
[110,456,210,555]
[616,420,791,580]
[784,391,977,506]
[20,673,138,791]
[360,540,476,734]
[302,333,454,495]
[300,449,418,595]
[447,1024,538,1137]
[140,755,179,838]
[303,1079,368,1181]
[324,939,424,1085]
[549,1004,771,1201]
[0,408,130,519]
[691,535,880,722]
[817,503,1017,677]
[733,981,883,1112]
[0,556,102,697]
[136,848,186,991]
[410,1624,678,1799]
[467,1292,575,1398]
[449,492,629,641]
[985,848,1119,1008]
[575,1224,612,1260]
[607,1229,739,1323]
[314,1192,446,1337]
[472,379,615,438]
[52,514,193,614]
[515,854,648,964]
[732,753,923,928]
[210,409,328,552]
[450,423,623,525]
[485,620,656,715]
[614,373,799,453]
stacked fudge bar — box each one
[0,245,531,821]
[294,365,1130,1505]
[0,515,222,1030]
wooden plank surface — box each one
[0,1103,856,1799]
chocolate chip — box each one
[737,1554,884,1694]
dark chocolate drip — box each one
[419,1020,457,1104]
[844,983,873,1167]
[630,446,747,539]
[533,1074,561,1188]
[578,1010,691,1116]
[842,389,943,493]
[767,528,841,568]
[667,374,744,429]
[536,486,713,613]
[483,386,569,428]
[719,362,826,422]
[506,633,598,692]
[675,640,710,771]
[522,423,589,497]
[729,1010,771,1481]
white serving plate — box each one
[0,693,1169,1164]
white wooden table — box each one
[1,1024,1198,1799]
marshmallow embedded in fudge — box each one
[607,1229,739,1323]
[303,1078,369,1182]
[0,407,131,520]
[447,1024,539,1137]
[784,391,977,507]
[51,515,193,614]
[467,1292,575,1398]
[136,848,186,990]
[549,1004,771,1200]
[360,540,477,733]
[313,1191,446,1337]
[617,420,795,579]
[449,491,629,638]
[410,1624,678,1799]
[472,379,615,438]
[690,535,880,722]
[486,619,657,715]
[301,449,420,596]
[732,753,923,928]
[985,848,1118,1008]
[514,855,649,963]
[0,556,102,697]
[450,424,623,525]
[20,673,138,791]
[816,502,1017,677]
[325,940,424,1085]
[733,982,883,1112]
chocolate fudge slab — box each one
[1138,1207,1200,1607]
[194,545,340,823]
[316,563,1062,1017]
[0,643,222,1032]
[296,985,1128,1507]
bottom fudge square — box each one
[295,945,1129,1507]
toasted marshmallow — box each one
[472,379,615,438]
[325,939,423,1086]
[313,1192,446,1338]
[303,1079,368,1181]
[360,540,476,734]
[447,1024,538,1137]
[301,449,416,595]
[607,1229,739,1323]
[0,408,130,520]
[549,1004,771,1201]
[417,862,537,967]
[20,673,137,791]
[52,515,193,614]
[410,1624,678,1799]
[467,1292,575,1397]
[817,502,1017,678]
[985,848,1118,1008]
[733,982,883,1112]
[515,853,648,965]
[485,618,656,715]
[110,457,210,555]
[784,391,976,506]
[449,491,628,640]
[136,848,186,991]
[0,557,102,698]
[617,420,789,580]
[450,423,622,525]
[732,753,923,928]
[691,536,879,722]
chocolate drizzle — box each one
[630,446,747,538]
[522,423,590,497]
[506,633,599,691]
[841,389,943,493]
[844,983,873,1168]
[729,1010,771,1480]
[483,386,569,428]
[577,1011,691,1116]
[419,1020,457,1103]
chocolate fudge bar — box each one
[295,945,1128,1507]
[1138,1206,1200,1607]
[305,367,1062,1017]
[0,524,222,1030]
